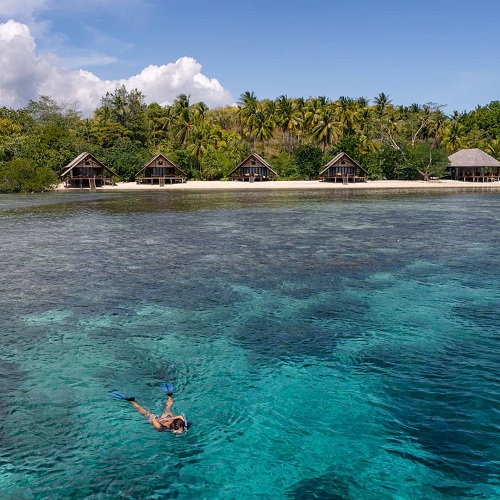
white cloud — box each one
[124,58,233,109]
[0,20,233,116]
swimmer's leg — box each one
[161,395,174,416]
[129,400,163,430]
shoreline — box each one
[55,179,500,191]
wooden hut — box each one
[61,152,117,189]
[448,148,500,182]
[319,152,368,183]
[135,153,187,185]
[229,153,277,181]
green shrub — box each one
[0,158,58,192]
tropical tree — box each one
[174,106,193,147]
[336,96,359,137]
[275,95,301,153]
[293,144,323,179]
[237,91,258,142]
[311,107,341,151]
[187,124,218,178]
[304,96,328,131]
[484,138,500,159]
[98,85,147,141]
[251,104,275,153]
[441,122,466,152]
[0,158,58,192]
[374,92,392,115]
[192,101,209,124]
[173,94,191,112]
[405,142,449,180]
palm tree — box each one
[335,97,359,137]
[187,124,218,178]
[355,96,370,108]
[485,138,500,159]
[359,134,380,154]
[160,106,176,141]
[294,97,306,146]
[174,106,193,147]
[275,95,301,152]
[304,97,328,132]
[192,101,209,125]
[251,104,275,153]
[237,91,258,142]
[311,107,341,152]
[441,122,465,152]
[94,105,112,125]
[112,94,129,126]
[374,92,392,115]
[237,91,257,109]
[173,94,190,112]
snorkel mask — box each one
[170,414,188,433]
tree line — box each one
[1,86,500,192]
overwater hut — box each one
[135,154,187,185]
[319,152,368,183]
[61,152,117,188]
[448,148,500,182]
[229,153,277,181]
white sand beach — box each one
[55,179,500,191]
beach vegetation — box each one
[2,87,500,190]
[0,158,58,193]
[293,144,324,180]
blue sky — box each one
[1,0,499,114]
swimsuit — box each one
[154,413,187,432]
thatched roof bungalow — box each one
[61,152,117,189]
[319,152,368,183]
[229,153,277,181]
[448,148,500,182]
[135,154,187,185]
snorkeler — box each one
[109,383,188,433]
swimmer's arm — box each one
[129,400,163,429]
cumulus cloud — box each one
[0,20,233,116]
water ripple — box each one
[0,191,499,498]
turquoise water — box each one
[0,189,499,499]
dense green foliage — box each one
[1,89,500,192]
[0,158,58,193]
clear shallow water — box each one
[0,189,499,499]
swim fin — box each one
[160,383,174,396]
[108,392,134,401]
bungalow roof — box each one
[448,148,500,167]
[229,153,278,176]
[135,153,187,177]
[319,151,368,176]
[61,152,117,177]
